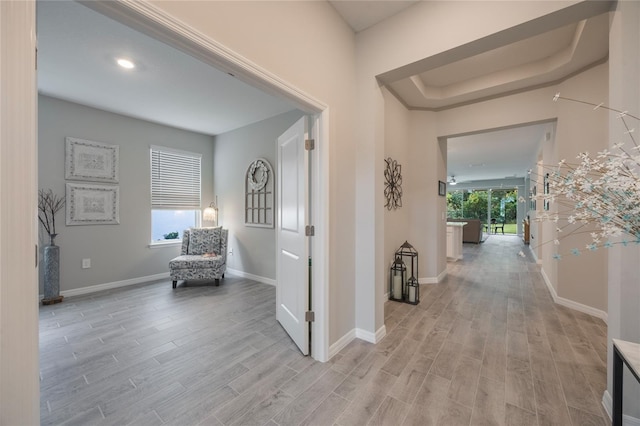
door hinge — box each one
[305,139,315,150]
[305,311,315,322]
[305,225,315,236]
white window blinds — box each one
[150,146,202,209]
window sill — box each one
[148,240,182,249]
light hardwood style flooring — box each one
[40,235,609,425]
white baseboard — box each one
[528,244,540,264]
[329,325,387,360]
[602,390,640,425]
[356,325,386,344]
[59,272,169,298]
[540,268,608,323]
[226,268,276,286]
[57,269,275,299]
[419,269,447,284]
[603,390,613,421]
[329,329,356,359]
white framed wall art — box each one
[66,182,120,225]
[65,137,119,183]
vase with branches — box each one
[38,189,65,304]
[38,189,65,245]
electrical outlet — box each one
[228,248,233,256]
[82,258,91,269]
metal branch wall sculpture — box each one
[384,157,403,210]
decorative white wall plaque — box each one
[66,182,120,225]
[245,158,274,228]
[65,137,119,183]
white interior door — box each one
[276,116,310,355]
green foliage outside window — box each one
[163,231,179,240]
[446,188,518,232]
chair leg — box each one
[172,280,177,289]
[215,278,220,286]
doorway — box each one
[2,3,333,420]
[37,1,329,361]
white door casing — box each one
[276,116,310,355]
[0,0,40,423]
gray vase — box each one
[43,235,60,300]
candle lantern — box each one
[389,257,406,302]
[396,241,419,305]
[406,277,419,305]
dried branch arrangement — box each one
[38,189,65,237]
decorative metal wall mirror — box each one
[245,158,274,227]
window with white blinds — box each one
[150,146,202,209]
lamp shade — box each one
[203,196,218,224]
[203,207,216,222]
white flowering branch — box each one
[519,94,640,260]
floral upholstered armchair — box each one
[169,227,228,288]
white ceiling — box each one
[329,1,419,32]
[37,1,609,184]
[447,123,553,186]
[37,0,297,136]
[380,9,610,112]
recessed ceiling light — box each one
[116,58,135,69]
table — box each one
[613,338,640,426]
[483,222,500,234]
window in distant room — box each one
[150,146,201,243]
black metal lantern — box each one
[395,241,419,305]
[389,257,406,302]
[405,276,419,305]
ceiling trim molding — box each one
[441,118,558,141]
[380,83,413,111]
[375,0,613,85]
[80,0,327,114]
[391,55,608,113]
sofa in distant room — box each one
[446,218,483,244]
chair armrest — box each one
[180,229,191,255]
[220,229,228,264]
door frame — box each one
[1,1,40,422]
[85,1,331,361]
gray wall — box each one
[213,110,304,281]
[38,95,214,292]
